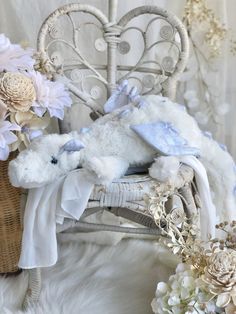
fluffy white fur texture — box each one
[149,156,180,184]
[9,95,236,221]
[84,156,129,185]
[0,237,177,314]
[9,133,81,189]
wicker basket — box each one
[0,153,22,274]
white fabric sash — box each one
[18,169,94,269]
[180,156,216,240]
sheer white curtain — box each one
[223,1,236,158]
[0,0,235,156]
[0,0,185,45]
[206,0,236,158]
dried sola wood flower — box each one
[0,72,36,112]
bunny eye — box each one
[51,156,58,164]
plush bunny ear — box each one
[104,80,147,113]
[59,139,85,154]
[104,80,129,113]
[128,87,147,108]
[131,121,200,156]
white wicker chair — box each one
[22,1,199,309]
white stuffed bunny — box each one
[9,94,236,225]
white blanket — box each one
[18,156,216,269]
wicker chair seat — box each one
[57,165,196,236]
[89,164,194,208]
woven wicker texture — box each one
[89,165,194,210]
[0,153,22,274]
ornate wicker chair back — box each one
[35,1,191,234]
[37,2,189,122]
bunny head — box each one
[8,132,84,188]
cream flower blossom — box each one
[203,251,236,308]
[10,111,49,151]
[0,72,36,112]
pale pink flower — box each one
[0,33,35,72]
[0,117,20,160]
[28,71,72,120]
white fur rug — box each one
[0,234,177,314]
